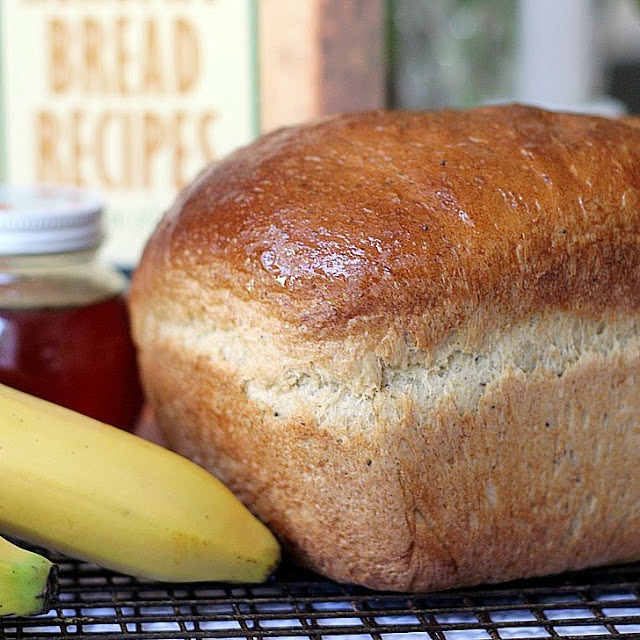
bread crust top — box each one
[132,104,640,350]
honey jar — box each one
[0,185,143,431]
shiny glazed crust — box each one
[130,105,640,591]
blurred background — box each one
[1,0,639,269]
[388,0,639,116]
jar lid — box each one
[0,184,104,255]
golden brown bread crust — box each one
[130,104,640,591]
[136,104,640,345]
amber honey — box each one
[0,294,143,431]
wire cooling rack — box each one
[3,553,640,640]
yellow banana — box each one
[0,536,57,617]
[0,383,280,583]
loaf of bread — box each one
[129,104,640,592]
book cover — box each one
[0,0,259,267]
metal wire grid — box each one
[2,557,640,640]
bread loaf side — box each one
[130,105,640,591]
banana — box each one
[0,383,280,583]
[0,536,57,617]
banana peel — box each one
[0,383,280,584]
[0,536,57,617]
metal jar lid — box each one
[0,184,104,255]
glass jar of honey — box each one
[0,185,143,431]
